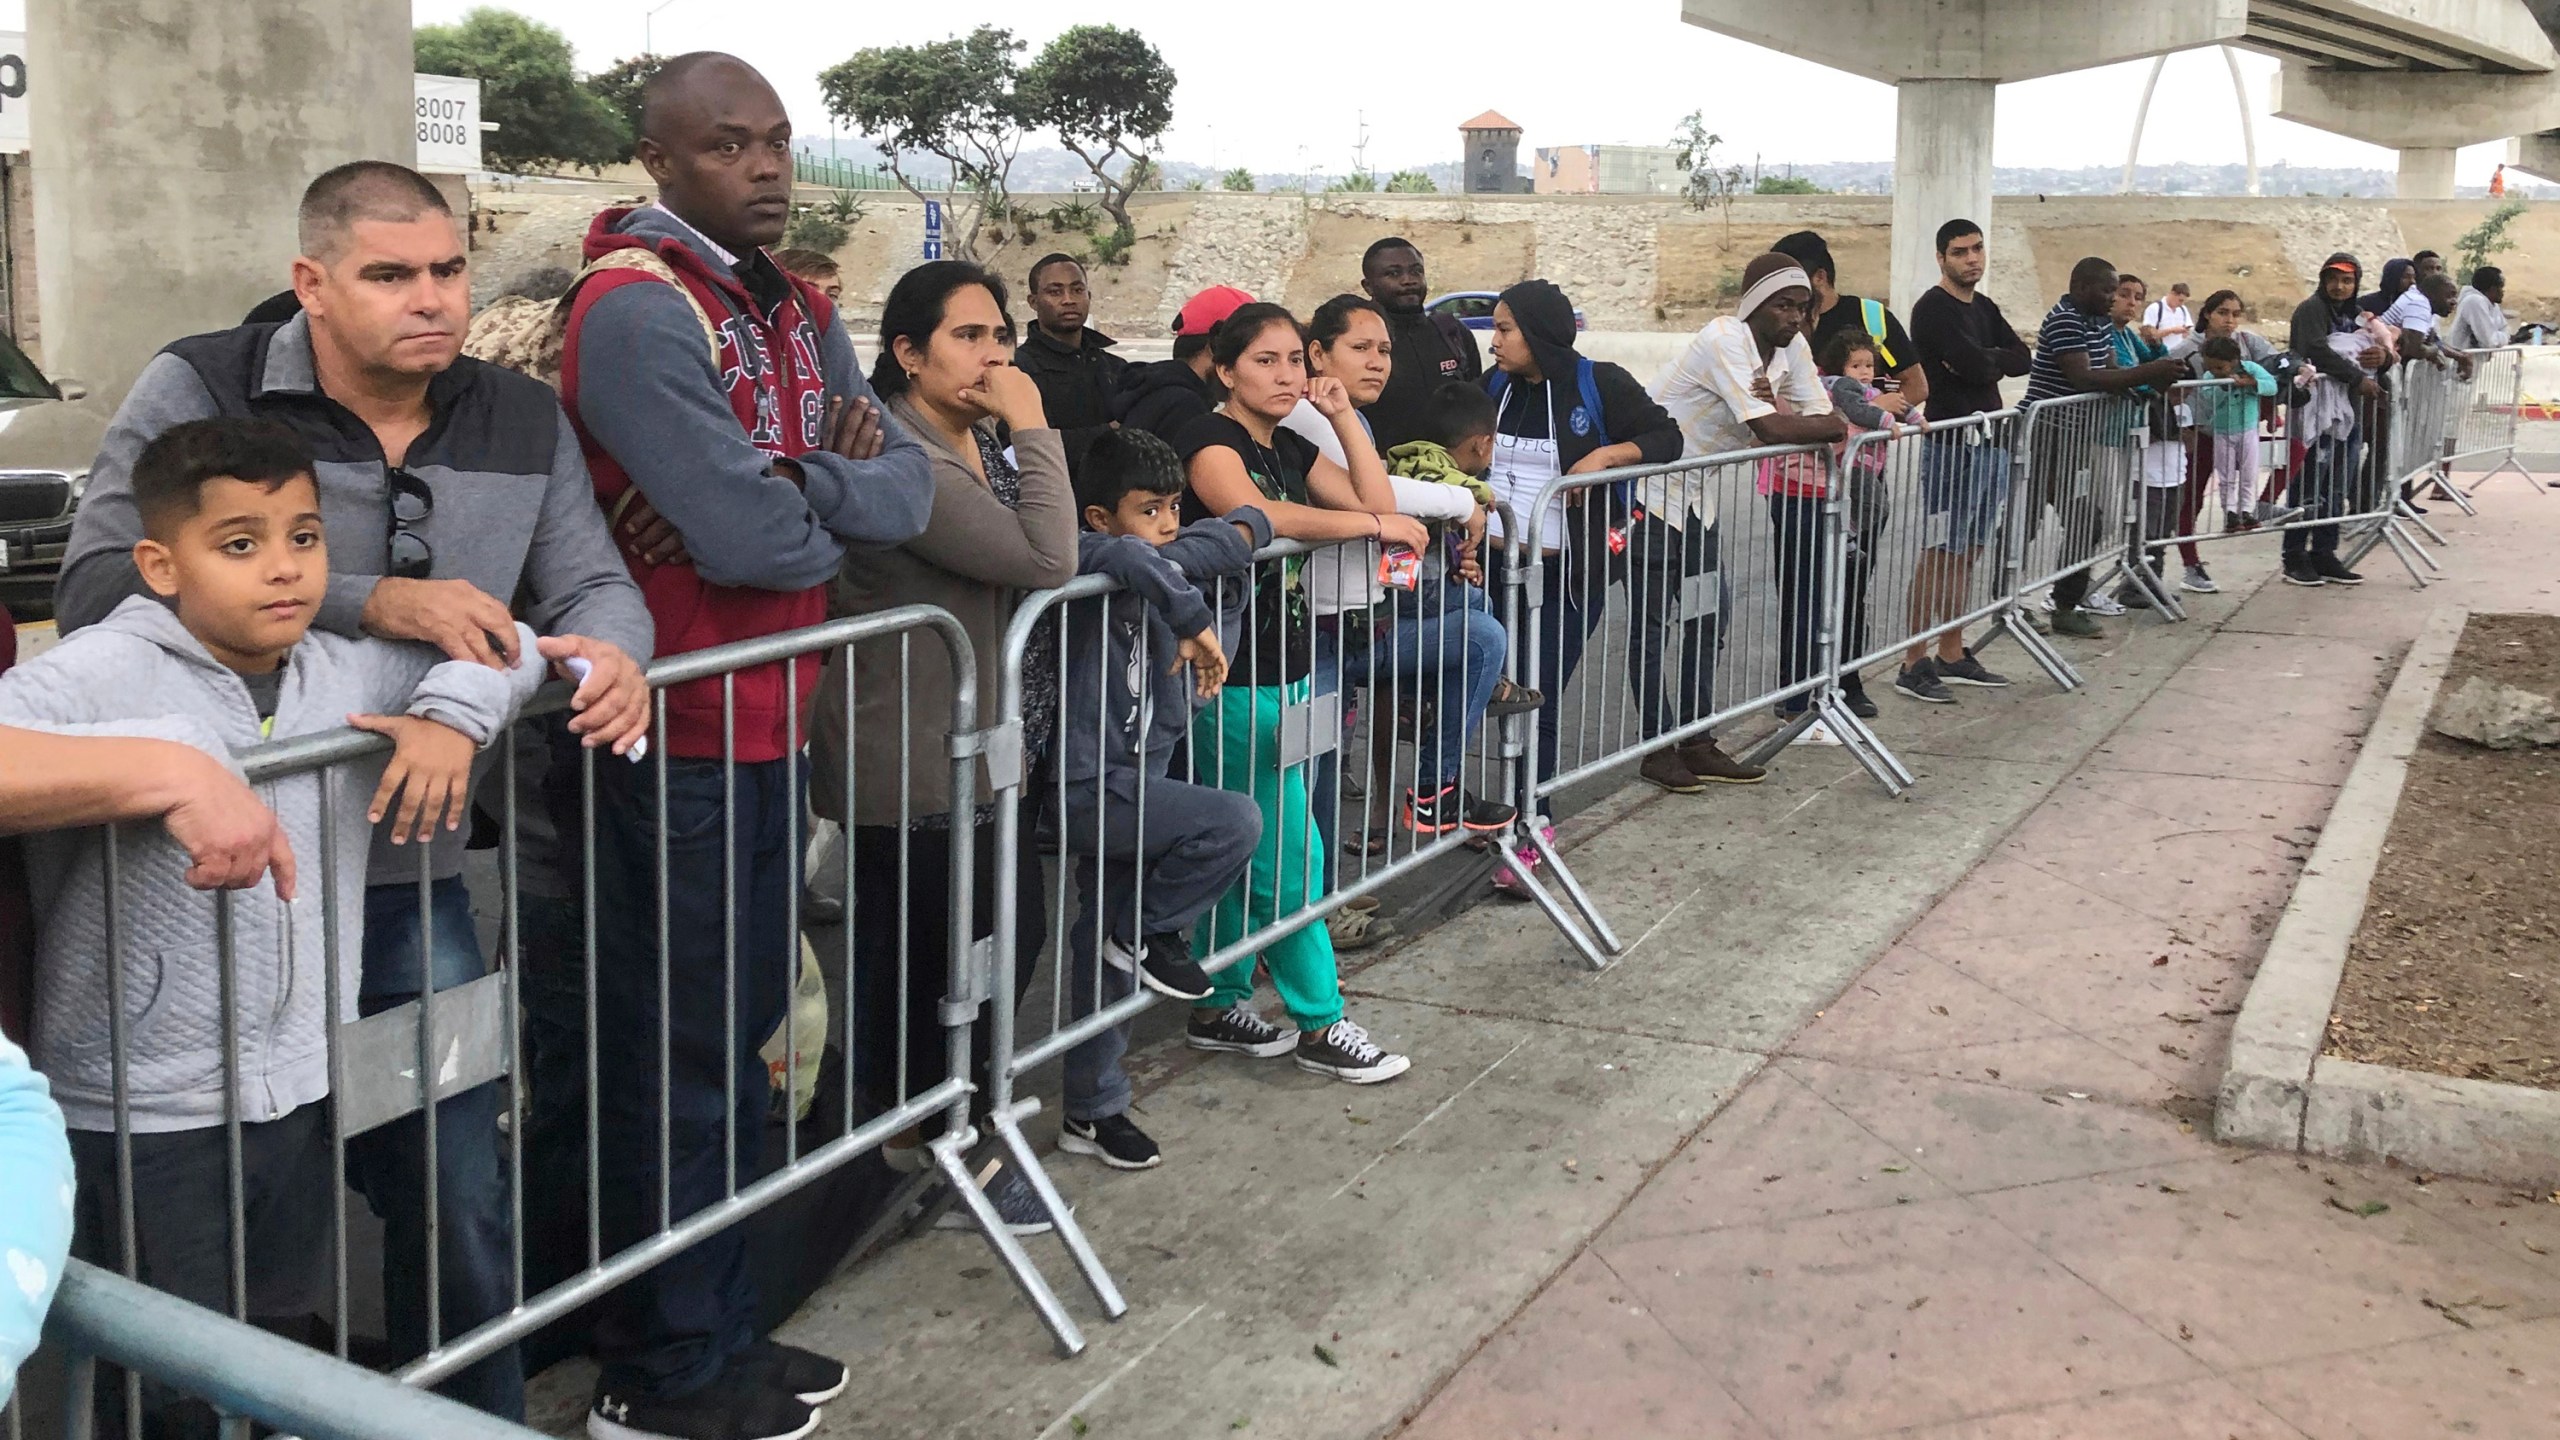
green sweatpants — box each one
[1189,681,1345,1031]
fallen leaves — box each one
[2328,1197,2391,1218]
[1313,1342,1339,1368]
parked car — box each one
[0,334,99,622]
[1426,290,1586,333]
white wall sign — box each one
[0,33,28,156]
[414,73,483,174]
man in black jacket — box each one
[1014,253,1125,473]
[1359,237,1482,449]
[2284,254,2389,587]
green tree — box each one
[1385,169,1437,193]
[784,210,849,254]
[1220,167,1257,192]
[2454,200,2527,283]
[583,53,663,142]
[1754,173,1824,195]
[1017,25,1176,233]
[1671,112,1747,238]
[820,26,1028,262]
[414,8,628,174]
[1326,171,1379,193]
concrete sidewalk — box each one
[1398,483,2560,1440]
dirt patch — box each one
[2327,612,2560,1088]
[1653,217,1892,327]
[2023,220,2299,326]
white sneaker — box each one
[2026,587,2056,614]
[1788,718,1844,747]
[2080,590,2127,617]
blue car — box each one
[1427,290,1586,332]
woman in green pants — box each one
[1170,302,1424,1084]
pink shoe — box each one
[1490,823,1556,898]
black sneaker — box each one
[2113,584,2154,611]
[1295,1018,1411,1084]
[590,1370,818,1440]
[2281,557,2326,587]
[736,1339,848,1405]
[2310,553,2364,585]
[1895,660,1956,704]
[1841,681,1881,720]
[1935,654,2010,689]
[1187,1004,1296,1058]
[1060,1112,1162,1170]
[1406,782,1513,834]
[1103,933,1212,1001]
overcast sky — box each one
[395,0,2518,184]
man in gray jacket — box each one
[4,417,545,1437]
[52,160,653,1422]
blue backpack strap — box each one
[1573,358,1609,448]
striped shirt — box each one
[2024,296,2114,407]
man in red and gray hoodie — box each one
[558,52,930,1440]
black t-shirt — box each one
[1366,309,1483,452]
[242,664,286,728]
[1173,412,1315,686]
[1809,294,1919,380]
[1909,286,2030,421]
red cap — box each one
[1174,285,1255,336]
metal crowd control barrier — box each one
[1842,409,2029,707]
[11,603,1102,1438]
[2448,346,2540,497]
[16,1258,543,1439]
[980,509,1530,1297]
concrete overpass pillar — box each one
[2396,147,2460,200]
[1892,80,1996,319]
[30,0,414,411]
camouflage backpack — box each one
[463,246,719,388]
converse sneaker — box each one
[1895,659,1956,704]
[1103,933,1212,1002]
[1295,1018,1411,1084]
[589,1369,817,1440]
[1934,654,2010,688]
[2310,553,2364,585]
[1187,1004,1296,1058]
[1679,736,1767,784]
[2181,563,2219,594]
[736,1339,848,1406]
[1060,1113,1162,1170]
[933,1161,1066,1237]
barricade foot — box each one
[1497,827,1620,971]
[2125,559,2186,622]
[2397,499,2450,551]
[2464,454,2545,495]
[2420,469,2480,516]
[928,1131,1089,1358]
[1998,607,2084,691]
[990,1101,1129,1323]
[1738,709,1817,771]
[1820,693,1914,797]
[2376,518,2434,589]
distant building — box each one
[1460,111,1529,195]
[1534,144,1686,196]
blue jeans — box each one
[348,875,525,1422]
[1311,581,1507,862]
[585,753,798,1401]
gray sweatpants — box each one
[1060,765,1262,1121]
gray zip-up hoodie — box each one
[0,597,543,1132]
[1057,508,1269,785]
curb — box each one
[2217,603,2560,1186]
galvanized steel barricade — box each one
[13,1259,544,1439]
[2447,346,2539,497]
[1493,442,1898,967]
[1996,390,2140,688]
[4,603,1099,1440]
[981,511,1530,1302]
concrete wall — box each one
[29,0,415,411]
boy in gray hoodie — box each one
[0,418,542,1435]
[1051,429,1266,1170]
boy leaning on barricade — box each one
[0,418,543,1439]
[1051,427,1268,1170]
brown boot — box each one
[1639,748,1706,794]
[1679,737,1767,785]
